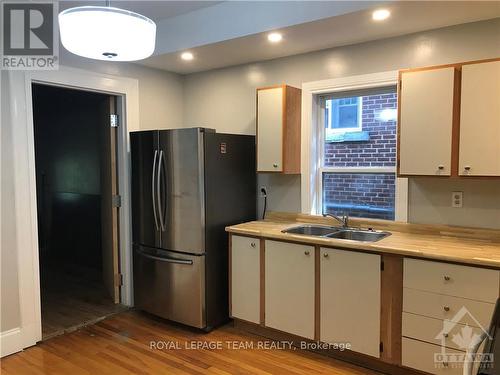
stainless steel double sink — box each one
[282,224,390,242]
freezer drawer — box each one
[133,245,206,328]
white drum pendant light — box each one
[59,2,156,61]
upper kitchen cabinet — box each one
[256,85,301,173]
[398,58,500,178]
[398,67,458,176]
[459,60,500,176]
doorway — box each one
[32,84,125,340]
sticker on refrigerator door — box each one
[220,142,227,154]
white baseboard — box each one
[0,327,23,357]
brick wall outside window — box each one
[323,173,395,220]
[323,93,397,167]
[322,92,397,220]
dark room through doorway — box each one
[32,84,125,340]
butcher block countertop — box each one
[226,212,500,268]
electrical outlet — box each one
[259,186,268,197]
[452,191,463,208]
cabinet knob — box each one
[444,306,450,312]
[444,275,451,281]
[250,242,256,248]
[438,165,444,170]
[304,250,310,256]
[323,253,329,258]
[443,333,449,338]
[464,166,471,171]
[442,362,449,368]
[273,163,278,168]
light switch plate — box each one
[452,191,463,208]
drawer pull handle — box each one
[443,362,449,367]
[304,250,310,256]
[444,275,451,281]
[444,306,450,312]
[250,242,256,248]
[323,253,329,258]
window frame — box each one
[301,71,408,222]
[325,96,363,134]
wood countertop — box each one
[226,212,500,269]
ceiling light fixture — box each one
[372,9,391,21]
[267,33,283,43]
[58,1,156,61]
[181,52,194,61]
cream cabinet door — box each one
[399,68,456,175]
[257,87,283,172]
[231,236,260,324]
[320,248,381,358]
[265,240,315,339]
[459,61,500,176]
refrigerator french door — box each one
[131,128,256,330]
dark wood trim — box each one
[450,66,461,177]
[228,234,232,317]
[233,319,425,375]
[281,84,287,174]
[259,238,266,326]
[314,245,320,341]
[380,254,403,365]
[399,57,500,74]
[396,72,402,177]
[283,85,302,174]
[256,84,287,91]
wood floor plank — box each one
[1,311,381,375]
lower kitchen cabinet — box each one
[402,337,464,375]
[265,240,315,339]
[230,235,260,324]
[320,248,381,358]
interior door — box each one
[101,96,120,303]
[158,128,205,254]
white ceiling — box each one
[58,1,221,22]
[57,1,500,75]
[138,1,500,74]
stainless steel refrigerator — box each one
[130,128,256,330]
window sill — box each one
[325,131,370,143]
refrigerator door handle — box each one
[157,149,166,232]
[135,248,193,265]
[151,149,159,231]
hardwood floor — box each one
[1,311,382,375]
[40,260,127,339]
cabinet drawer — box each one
[403,312,485,352]
[403,288,495,328]
[231,236,260,323]
[402,337,464,375]
[404,259,499,302]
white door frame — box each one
[2,66,138,356]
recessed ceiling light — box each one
[181,52,194,61]
[372,9,391,21]
[267,33,282,43]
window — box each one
[318,86,402,221]
[325,96,362,134]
